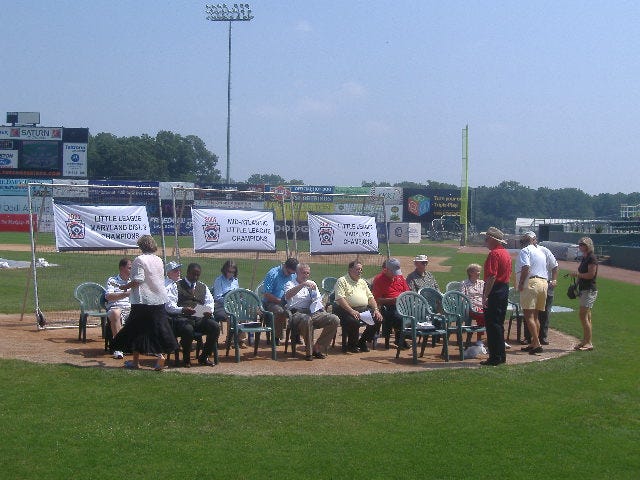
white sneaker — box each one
[113,350,124,359]
[504,342,511,350]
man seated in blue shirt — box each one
[262,257,298,344]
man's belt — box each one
[291,307,311,314]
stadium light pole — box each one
[205,3,254,185]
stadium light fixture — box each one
[205,3,254,184]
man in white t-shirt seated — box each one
[105,258,132,359]
[285,263,339,360]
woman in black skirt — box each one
[112,235,178,370]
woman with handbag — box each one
[569,237,598,351]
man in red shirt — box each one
[371,258,410,351]
[481,227,512,366]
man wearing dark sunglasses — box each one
[262,257,299,344]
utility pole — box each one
[205,4,254,184]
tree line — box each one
[88,131,221,185]
[87,131,639,231]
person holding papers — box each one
[333,261,383,353]
[285,263,339,360]
[166,262,220,367]
[372,258,410,350]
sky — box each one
[2,1,639,195]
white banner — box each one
[370,186,403,205]
[62,143,87,177]
[308,213,379,254]
[160,181,194,200]
[54,179,90,198]
[191,208,276,252]
[0,150,18,169]
[53,202,150,251]
[194,199,265,210]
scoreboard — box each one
[0,126,88,178]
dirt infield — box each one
[0,311,581,376]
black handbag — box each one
[567,279,579,299]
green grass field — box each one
[1,234,638,478]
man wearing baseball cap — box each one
[164,261,182,288]
[371,258,410,350]
[406,254,440,292]
[480,227,512,366]
[516,231,548,356]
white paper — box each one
[417,321,434,329]
[193,304,212,318]
[310,296,325,314]
[359,310,375,325]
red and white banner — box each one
[308,213,378,254]
[0,127,62,140]
[191,208,276,252]
[0,214,35,232]
[53,202,150,251]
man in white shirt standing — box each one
[527,237,559,345]
[516,231,549,355]
[285,263,339,361]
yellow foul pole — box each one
[460,125,469,246]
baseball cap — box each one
[385,258,402,275]
[414,254,429,262]
[521,231,536,241]
[165,261,182,273]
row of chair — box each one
[445,280,525,344]
[74,282,207,364]
[73,278,522,366]
[395,288,487,364]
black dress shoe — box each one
[347,346,360,353]
[312,351,326,359]
[540,339,549,345]
[479,359,501,366]
[529,346,544,355]
[358,341,370,352]
[304,354,313,361]
[198,356,216,366]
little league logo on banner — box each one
[52,202,150,251]
[308,213,378,254]
[191,208,276,252]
